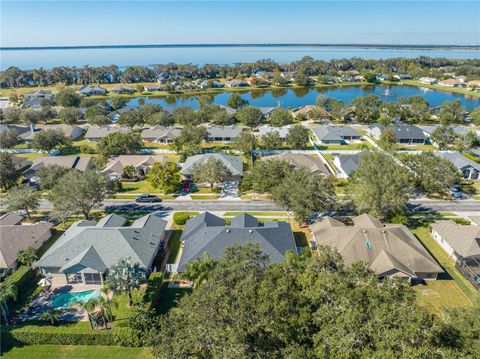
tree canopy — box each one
[97,132,142,159]
[32,129,70,153]
[147,162,180,194]
[192,157,232,190]
[0,153,20,190]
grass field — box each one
[413,280,472,314]
[1,345,154,359]
[399,80,480,99]
[315,141,372,151]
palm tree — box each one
[106,259,146,307]
[99,287,118,323]
[71,298,98,330]
[182,253,215,286]
[0,284,17,325]
[39,309,60,325]
[17,247,37,267]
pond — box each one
[126,85,480,110]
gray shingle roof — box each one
[141,126,181,141]
[260,153,330,176]
[206,125,242,139]
[84,126,132,140]
[34,213,167,273]
[311,125,361,141]
[335,153,363,176]
[180,153,243,177]
[434,151,480,171]
[177,212,296,271]
[370,124,426,140]
[23,156,95,178]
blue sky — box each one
[1,1,479,47]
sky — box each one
[1,1,479,47]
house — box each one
[180,153,243,178]
[9,154,32,171]
[21,124,84,141]
[84,125,132,142]
[200,80,224,89]
[431,220,480,264]
[418,77,438,85]
[34,213,167,287]
[258,107,276,119]
[434,151,480,179]
[311,214,443,281]
[23,90,54,108]
[333,153,364,178]
[393,74,412,80]
[0,213,53,270]
[420,125,478,140]
[176,212,297,272]
[467,80,480,90]
[144,84,164,92]
[102,155,167,180]
[259,153,330,177]
[110,106,140,123]
[23,155,95,181]
[141,126,181,144]
[225,79,248,87]
[255,124,292,139]
[438,79,463,87]
[206,125,243,142]
[292,105,315,119]
[0,124,31,139]
[111,85,135,94]
[368,124,426,145]
[311,125,361,145]
[78,85,107,96]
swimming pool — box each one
[51,290,101,308]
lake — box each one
[125,85,480,110]
[1,45,479,70]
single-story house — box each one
[311,214,443,281]
[78,85,107,96]
[333,153,364,179]
[141,126,181,144]
[260,153,330,177]
[23,90,54,108]
[10,154,32,171]
[368,124,427,145]
[418,77,438,85]
[255,124,292,139]
[434,151,480,180]
[258,107,276,119]
[292,105,315,119]
[431,221,480,265]
[420,125,479,142]
[0,124,31,138]
[84,126,132,142]
[144,84,164,92]
[0,213,53,270]
[111,85,135,94]
[21,124,84,141]
[311,125,361,144]
[102,155,167,180]
[467,80,480,90]
[180,153,243,178]
[23,155,95,181]
[176,212,297,272]
[205,125,243,142]
[225,80,248,87]
[34,213,167,287]
[393,74,412,80]
[200,80,224,89]
[110,106,140,123]
[439,79,464,87]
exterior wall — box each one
[431,228,457,260]
[332,157,349,179]
[369,128,382,140]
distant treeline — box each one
[2,56,480,88]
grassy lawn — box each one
[322,153,337,173]
[400,80,480,98]
[15,152,45,161]
[167,229,183,264]
[413,280,472,314]
[190,194,219,200]
[315,140,372,151]
[396,144,437,151]
[155,285,192,315]
[120,181,160,194]
[223,211,288,217]
[1,345,153,359]
[409,223,479,305]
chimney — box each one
[29,123,36,133]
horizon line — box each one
[2,43,480,51]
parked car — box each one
[181,180,193,192]
[135,194,162,203]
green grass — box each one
[314,140,372,151]
[223,211,288,217]
[120,181,161,194]
[1,345,153,359]
[190,194,219,200]
[409,224,479,304]
[155,285,192,315]
[167,230,183,264]
[413,280,473,314]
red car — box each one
[182,180,193,192]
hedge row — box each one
[3,266,35,291]
[172,212,199,225]
[1,326,139,348]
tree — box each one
[182,253,216,286]
[0,153,20,190]
[39,309,60,326]
[455,130,478,152]
[146,111,174,127]
[122,164,138,180]
[236,106,262,129]
[347,152,413,220]
[110,96,128,110]
[49,169,112,219]
[118,111,143,128]
[233,131,256,155]
[170,126,207,155]
[470,107,480,125]
[98,286,118,323]
[58,107,83,124]
[56,88,81,107]
[250,158,292,194]
[147,162,180,194]
[192,157,232,190]
[260,131,283,150]
[5,185,40,220]
[227,93,248,109]
[272,168,336,223]
[363,72,378,83]
[20,109,42,125]
[17,247,37,266]
[172,106,200,126]
[0,128,23,148]
[89,114,110,126]
[430,125,456,149]
[3,108,22,123]
[285,124,308,149]
[97,132,142,159]
[379,127,397,151]
[269,108,293,127]
[294,72,310,86]
[107,259,147,307]
[32,129,70,152]
[352,95,383,124]
[400,152,461,198]
[0,283,17,325]
[211,111,235,126]
[439,99,465,125]
[37,164,70,190]
[72,298,98,329]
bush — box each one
[80,144,97,154]
[3,266,35,293]
[173,212,198,225]
[452,218,471,225]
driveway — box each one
[220,180,240,200]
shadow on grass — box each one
[154,284,192,315]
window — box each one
[84,273,102,285]
[67,273,83,285]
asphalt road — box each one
[36,199,480,213]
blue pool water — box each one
[51,290,101,308]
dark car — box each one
[135,194,162,203]
[182,180,193,192]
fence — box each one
[455,256,480,292]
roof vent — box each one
[226,229,230,233]
[382,230,387,233]
[363,230,367,233]
[365,240,372,249]
[249,229,253,233]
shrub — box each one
[173,212,198,225]
[80,144,97,154]
[452,218,471,225]
[3,266,35,293]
